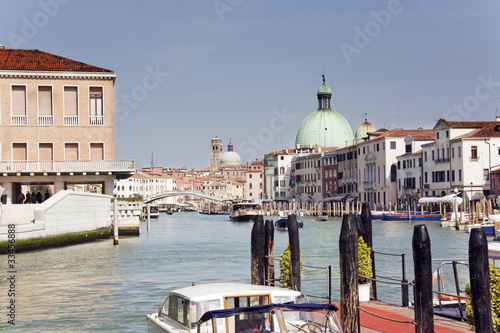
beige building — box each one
[0,47,134,204]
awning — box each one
[346,196,357,202]
[418,194,463,205]
[322,195,348,202]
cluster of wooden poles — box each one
[250,203,495,332]
[263,201,364,217]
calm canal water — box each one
[1,213,471,332]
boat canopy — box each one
[418,193,463,204]
[197,302,339,324]
[322,195,347,202]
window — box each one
[458,147,461,158]
[471,146,478,160]
[451,170,455,182]
[90,143,104,160]
[249,174,252,179]
[446,131,449,138]
[405,144,411,154]
[436,132,439,139]
[424,151,427,161]
[390,141,396,149]
[12,143,27,170]
[89,87,103,125]
[424,172,428,183]
[64,87,79,125]
[39,143,53,169]
[377,143,379,151]
[37,86,53,125]
[11,85,27,125]
[452,148,455,158]
[390,165,397,182]
[432,150,434,160]
[459,169,462,181]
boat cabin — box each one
[147,283,302,333]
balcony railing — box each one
[89,116,104,126]
[0,159,135,172]
[363,181,376,190]
[37,115,54,126]
[434,158,450,163]
[11,115,27,125]
[64,116,79,126]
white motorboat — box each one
[146,283,343,333]
[230,202,262,222]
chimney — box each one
[0,44,4,49]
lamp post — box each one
[113,187,119,245]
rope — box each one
[372,251,405,257]
[359,307,416,325]
[361,276,414,286]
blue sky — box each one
[1,1,500,169]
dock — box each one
[336,300,472,332]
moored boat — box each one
[145,283,343,333]
[381,213,443,221]
[466,222,494,235]
[230,202,261,222]
[140,204,160,220]
[274,217,303,230]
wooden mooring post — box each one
[264,219,275,286]
[251,215,266,285]
[287,214,301,291]
[339,213,359,332]
[412,224,434,332]
[358,203,374,300]
[469,228,493,332]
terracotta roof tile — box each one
[454,123,500,139]
[0,48,113,73]
[367,128,434,141]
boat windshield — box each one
[162,295,190,328]
[233,204,260,211]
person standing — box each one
[17,192,25,204]
[45,190,51,201]
[26,191,31,204]
[36,192,42,203]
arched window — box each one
[390,165,397,182]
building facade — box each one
[0,48,134,204]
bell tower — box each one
[210,136,223,168]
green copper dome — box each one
[355,119,376,141]
[295,76,354,148]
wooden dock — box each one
[351,301,472,332]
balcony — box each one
[37,115,54,126]
[0,159,135,173]
[11,115,27,125]
[470,156,480,162]
[363,181,376,190]
[434,158,450,164]
[64,116,79,126]
[89,116,104,126]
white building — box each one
[115,171,177,205]
[357,128,434,208]
[264,149,298,202]
[421,119,500,200]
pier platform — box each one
[334,300,472,332]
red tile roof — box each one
[438,118,494,129]
[453,123,500,139]
[368,128,434,141]
[0,48,113,73]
